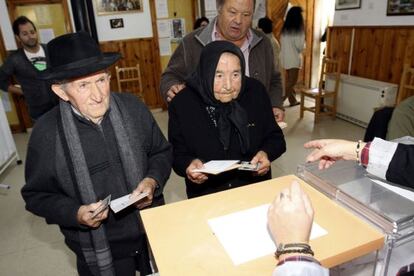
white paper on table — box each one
[158,38,172,56]
[110,192,149,213]
[371,178,414,202]
[155,0,168,18]
[192,160,240,175]
[208,204,328,265]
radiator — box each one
[325,74,398,127]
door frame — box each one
[7,0,73,46]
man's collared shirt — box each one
[212,22,253,76]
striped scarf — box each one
[59,94,143,275]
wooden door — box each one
[5,0,72,130]
[7,0,72,44]
[268,0,314,88]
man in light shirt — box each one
[160,0,285,122]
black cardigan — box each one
[387,144,414,188]
[168,77,286,198]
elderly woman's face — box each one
[213,52,242,103]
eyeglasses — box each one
[70,74,111,94]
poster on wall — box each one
[159,38,172,56]
[157,19,171,38]
[171,18,185,41]
[387,0,414,15]
[95,0,143,15]
[335,0,361,10]
[155,0,169,18]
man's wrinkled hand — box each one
[166,83,186,102]
[77,201,109,228]
[131,177,157,209]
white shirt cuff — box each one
[272,261,329,276]
[366,138,398,180]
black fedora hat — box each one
[39,31,120,80]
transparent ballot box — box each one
[297,160,414,276]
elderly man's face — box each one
[213,52,242,103]
[52,71,111,124]
[217,0,254,43]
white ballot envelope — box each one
[110,192,149,213]
[192,160,240,175]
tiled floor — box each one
[0,104,366,275]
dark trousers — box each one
[77,248,152,276]
[284,68,300,105]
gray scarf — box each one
[59,94,143,276]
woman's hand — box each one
[186,159,209,184]
[304,139,365,169]
[250,150,270,176]
[267,181,314,245]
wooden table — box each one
[141,175,384,275]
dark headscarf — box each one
[186,41,250,153]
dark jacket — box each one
[168,78,286,198]
[160,17,284,108]
[387,144,414,188]
[0,44,58,119]
[21,93,172,259]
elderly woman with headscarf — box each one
[168,40,286,199]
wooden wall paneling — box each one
[390,29,412,84]
[351,28,372,78]
[328,26,414,86]
[100,38,163,109]
[327,27,353,75]
[377,28,396,82]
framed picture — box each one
[110,18,124,29]
[387,0,414,15]
[335,0,361,10]
[96,0,143,15]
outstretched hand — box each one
[304,139,364,169]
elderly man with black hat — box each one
[21,32,172,276]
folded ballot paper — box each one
[110,192,149,213]
[192,160,259,175]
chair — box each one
[299,57,341,123]
[115,64,144,102]
[395,64,414,105]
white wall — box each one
[93,0,153,42]
[0,0,17,50]
[0,0,153,50]
[334,0,414,26]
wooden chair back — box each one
[115,64,144,102]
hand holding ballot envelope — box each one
[77,195,110,228]
[131,177,157,209]
[188,151,271,181]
